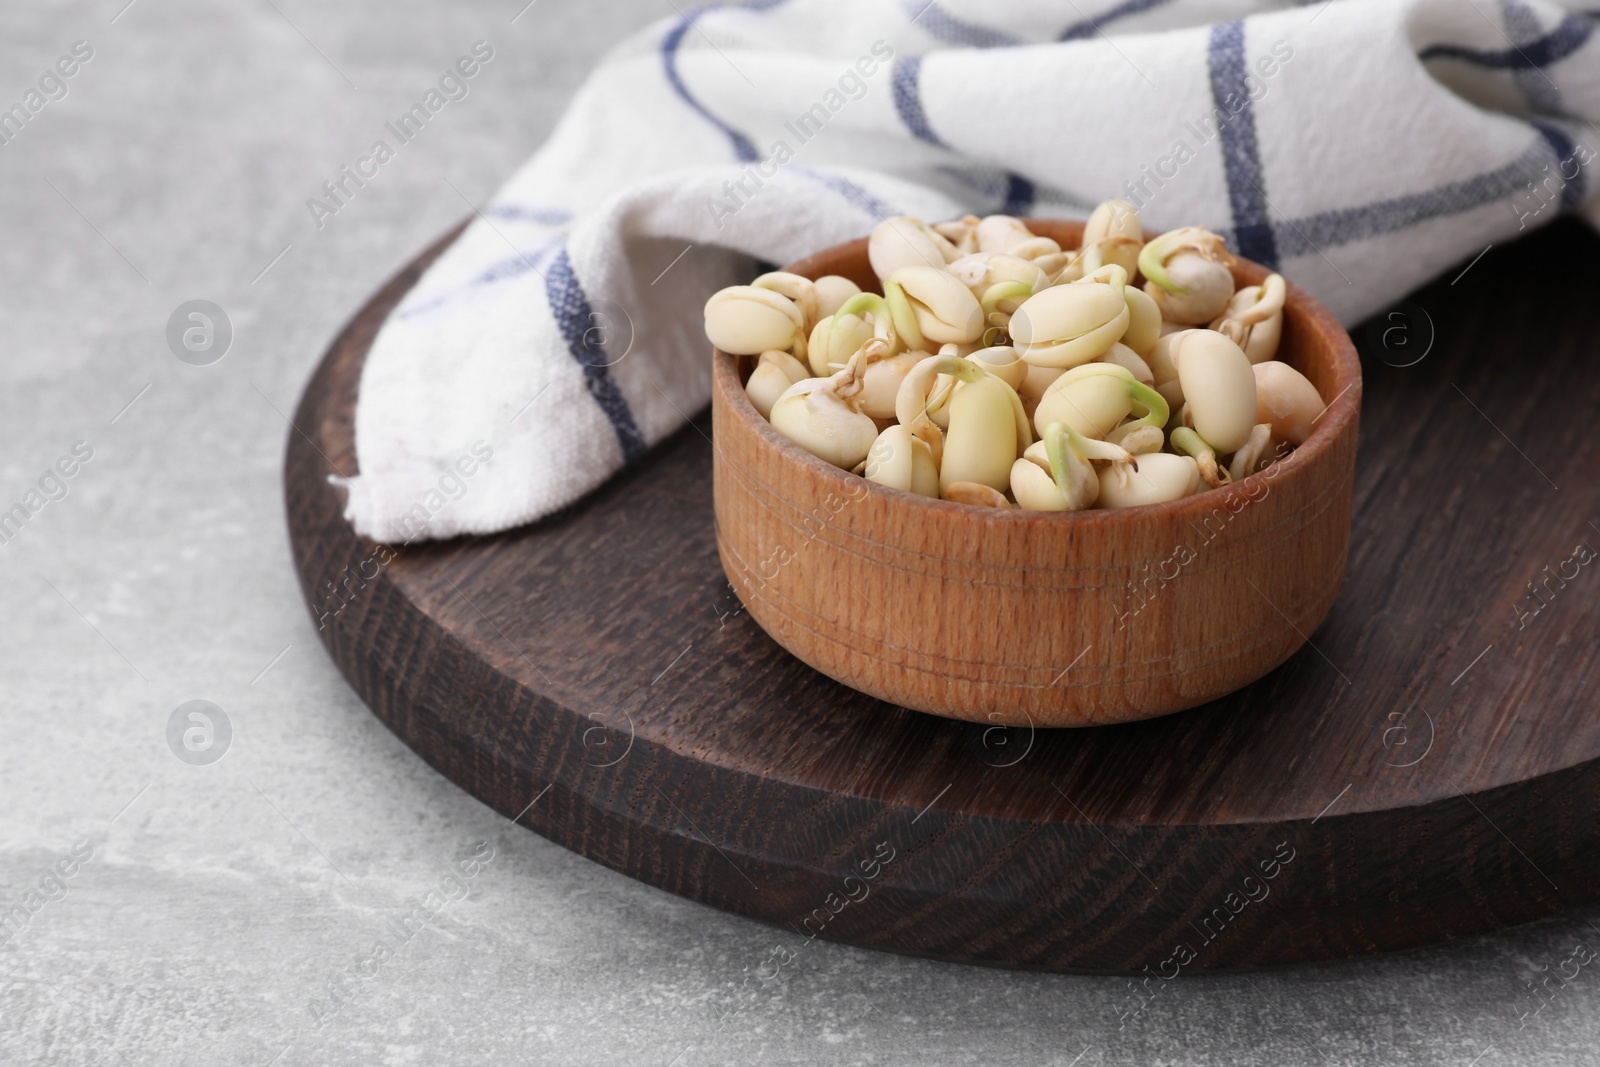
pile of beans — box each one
[703,201,1326,510]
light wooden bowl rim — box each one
[713,221,1361,529]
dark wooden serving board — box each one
[286,220,1600,974]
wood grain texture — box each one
[285,218,1600,974]
[715,221,1361,727]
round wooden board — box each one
[286,219,1600,975]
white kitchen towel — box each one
[335,0,1599,544]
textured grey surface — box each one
[1,2,1597,1064]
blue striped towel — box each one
[336,0,1598,543]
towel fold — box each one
[335,0,1600,543]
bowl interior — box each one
[720,218,1360,526]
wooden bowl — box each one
[712,220,1361,727]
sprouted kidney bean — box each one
[702,202,1326,511]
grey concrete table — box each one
[1,2,1594,1064]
